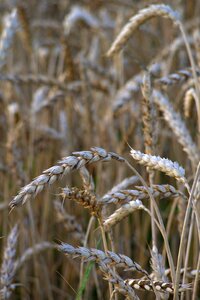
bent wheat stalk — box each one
[174,163,200,300]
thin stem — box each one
[149,171,157,248]
[107,229,118,300]
[78,216,95,298]
[173,163,200,300]
[98,217,113,297]
[125,159,176,283]
[178,22,200,135]
[192,253,200,300]
[162,198,178,262]
[180,212,194,300]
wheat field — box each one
[0,1,200,299]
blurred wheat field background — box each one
[0,0,200,299]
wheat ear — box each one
[100,184,185,205]
[113,63,161,113]
[107,4,179,57]
[155,68,200,86]
[0,9,19,69]
[103,200,143,231]
[153,90,199,165]
[99,263,139,300]
[58,243,149,278]
[125,279,191,294]
[62,187,101,217]
[130,148,186,183]
[14,242,57,272]
[184,88,196,118]
[0,74,81,92]
[0,225,18,300]
[10,147,124,208]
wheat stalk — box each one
[163,268,200,279]
[17,5,32,53]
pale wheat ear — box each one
[0,9,19,69]
[9,147,124,208]
[130,148,186,183]
[125,279,191,294]
[153,90,199,166]
[0,225,19,299]
[100,184,186,205]
[107,4,180,57]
